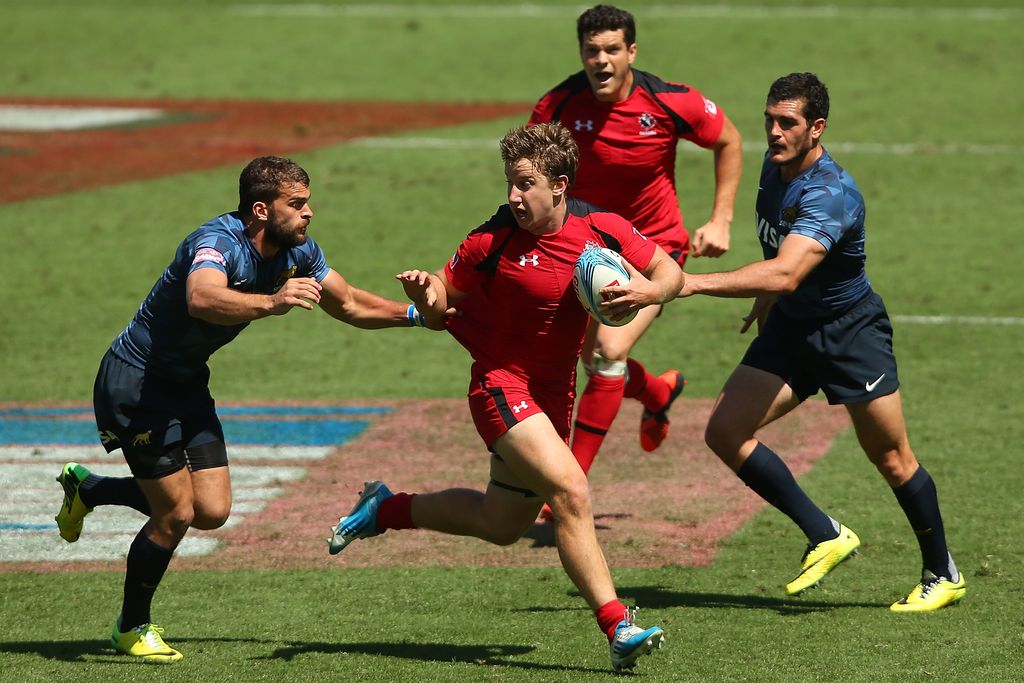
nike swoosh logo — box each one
[865,373,886,391]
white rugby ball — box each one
[572,247,638,327]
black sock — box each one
[738,442,838,545]
[892,465,956,579]
[80,475,151,515]
[119,529,174,632]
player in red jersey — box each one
[326,123,682,672]
[530,4,743,482]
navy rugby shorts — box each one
[93,349,227,478]
[740,291,901,405]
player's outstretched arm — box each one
[691,115,743,258]
[681,233,827,299]
[186,267,322,324]
[318,268,427,329]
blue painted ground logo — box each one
[0,405,388,563]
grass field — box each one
[2,1,1023,680]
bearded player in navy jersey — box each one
[53,156,442,662]
[680,73,965,611]
[326,123,681,672]
[530,5,743,495]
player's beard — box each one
[265,212,308,250]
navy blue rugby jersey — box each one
[754,148,870,319]
[110,211,330,380]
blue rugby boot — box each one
[327,481,392,555]
[610,606,665,673]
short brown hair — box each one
[768,72,830,122]
[500,123,579,186]
[238,156,310,215]
[577,4,636,46]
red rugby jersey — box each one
[445,198,656,387]
[530,69,725,259]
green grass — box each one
[2,1,1024,680]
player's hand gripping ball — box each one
[572,247,638,327]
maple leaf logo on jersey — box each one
[638,112,656,129]
[703,97,718,116]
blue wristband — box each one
[407,304,425,327]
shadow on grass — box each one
[524,512,630,548]
[0,638,606,673]
[255,641,608,673]
[0,636,263,664]
[515,585,888,616]
[619,585,888,614]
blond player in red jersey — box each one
[530,5,743,486]
[326,123,682,672]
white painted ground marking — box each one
[0,445,333,462]
[227,5,1024,21]
[347,137,1023,157]
[0,461,308,562]
[3,536,218,562]
[893,315,1024,326]
[0,105,164,131]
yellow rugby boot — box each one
[111,622,183,663]
[890,571,966,612]
[785,524,861,595]
[55,462,94,543]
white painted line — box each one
[0,105,164,131]
[0,463,306,488]
[0,445,334,462]
[0,535,218,562]
[227,4,1024,21]
[893,315,1024,326]
[347,137,1022,157]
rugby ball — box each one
[572,247,638,327]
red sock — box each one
[571,374,625,475]
[595,599,628,641]
[624,358,670,413]
[375,492,416,531]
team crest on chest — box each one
[638,112,657,136]
[274,265,298,290]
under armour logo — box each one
[519,254,539,266]
[574,119,593,132]
[511,401,528,413]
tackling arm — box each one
[318,268,416,329]
[681,233,827,298]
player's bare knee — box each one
[704,415,741,458]
[191,504,231,530]
[549,484,592,521]
[151,507,193,540]
[870,448,917,486]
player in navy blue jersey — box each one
[679,73,964,611]
[53,156,441,662]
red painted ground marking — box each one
[0,97,527,204]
